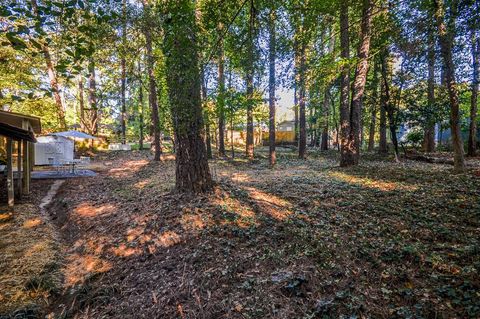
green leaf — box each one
[30,38,43,50]
[6,32,27,50]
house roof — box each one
[277,120,295,126]
[0,110,42,134]
[0,122,37,142]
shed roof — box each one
[0,110,42,134]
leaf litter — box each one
[19,149,480,318]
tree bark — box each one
[433,0,466,172]
[298,42,307,159]
[30,0,66,130]
[468,29,479,156]
[381,51,399,162]
[379,78,388,154]
[142,0,161,161]
[339,0,351,164]
[268,2,276,166]
[88,58,98,135]
[138,66,144,150]
[424,26,436,152]
[320,88,329,150]
[163,0,212,193]
[368,59,379,151]
[293,39,300,143]
[341,0,373,167]
[201,66,213,159]
[321,27,335,151]
[245,0,255,160]
[78,75,86,132]
[217,22,226,156]
[121,0,127,144]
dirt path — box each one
[45,151,480,318]
[40,180,64,214]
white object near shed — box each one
[34,135,74,165]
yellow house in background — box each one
[262,120,296,145]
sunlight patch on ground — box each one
[181,208,209,232]
[111,244,140,257]
[220,172,250,183]
[140,231,182,254]
[108,160,149,178]
[134,179,150,189]
[212,195,258,228]
[64,254,112,286]
[244,186,293,221]
[328,171,418,192]
[74,203,116,218]
[23,218,43,229]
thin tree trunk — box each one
[321,26,335,151]
[78,75,86,132]
[298,42,307,159]
[321,88,329,150]
[468,29,479,156]
[121,0,127,144]
[339,0,351,164]
[379,80,387,154]
[201,66,213,159]
[217,22,226,156]
[341,0,373,166]
[268,2,276,166]
[367,60,379,151]
[163,0,212,193]
[294,84,299,142]
[31,0,66,130]
[88,58,98,135]
[424,25,436,152]
[433,0,466,172]
[381,51,399,162]
[143,0,161,161]
[245,0,255,160]
[138,64,144,150]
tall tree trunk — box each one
[143,0,161,161]
[433,0,466,172]
[298,42,307,159]
[320,88,329,150]
[245,0,255,160]
[368,60,379,151]
[378,87,388,154]
[201,66,213,159]
[88,58,98,135]
[138,62,144,150]
[268,2,276,166]
[321,28,335,151]
[121,0,127,144]
[339,0,351,164]
[138,73,143,150]
[217,22,226,156]
[293,40,300,144]
[78,75,86,132]
[163,0,212,192]
[341,0,373,167]
[30,0,66,130]
[468,29,479,156]
[381,51,399,162]
[424,26,436,152]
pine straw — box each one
[0,180,63,316]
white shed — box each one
[34,135,74,165]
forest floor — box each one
[1,148,479,318]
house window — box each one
[286,127,292,131]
